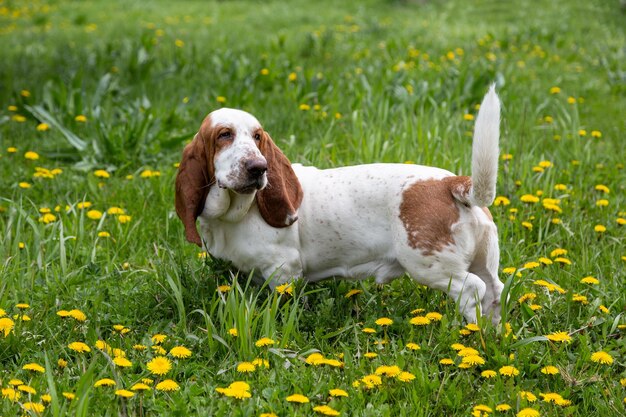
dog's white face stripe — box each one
[210,108,267,192]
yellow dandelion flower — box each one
[87,209,103,220]
[578,129,587,136]
[375,317,393,326]
[38,213,57,223]
[362,327,376,333]
[481,370,496,378]
[2,387,20,401]
[68,342,91,353]
[275,282,293,295]
[406,342,420,350]
[23,363,45,373]
[465,323,480,332]
[494,196,510,206]
[553,257,571,265]
[363,352,378,359]
[94,378,116,387]
[155,379,180,392]
[519,391,537,402]
[216,96,226,103]
[62,392,75,400]
[463,113,474,121]
[68,309,87,321]
[462,355,485,366]
[288,72,297,81]
[580,276,599,285]
[18,385,37,394]
[375,365,402,377]
[590,351,613,365]
[397,371,416,382]
[299,103,311,111]
[146,356,172,375]
[329,388,348,397]
[545,331,572,343]
[24,151,40,160]
[499,365,519,376]
[496,404,512,411]
[596,199,609,207]
[595,184,609,193]
[0,317,15,336]
[473,405,493,414]
[321,358,343,367]
[540,365,559,375]
[520,194,539,203]
[22,402,45,413]
[237,362,256,372]
[517,408,540,417]
[313,405,340,416]
[286,393,309,403]
[217,285,231,293]
[98,231,111,238]
[409,316,431,326]
[113,357,133,367]
[228,328,238,337]
[345,289,363,298]
[549,86,561,94]
[252,358,270,368]
[75,115,87,122]
[115,389,135,398]
[94,169,110,178]
[58,358,68,368]
[255,337,275,347]
[594,224,606,233]
[152,334,167,344]
[361,374,382,388]
[130,383,151,391]
[118,215,132,224]
[306,353,325,365]
[170,346,192,358]
[439,358,454,365]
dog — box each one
[175,86,503,324]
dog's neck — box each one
[202,186,257,223]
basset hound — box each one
[175,86,504,324]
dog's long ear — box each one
[175,123,214,246]
[256,131,303,228]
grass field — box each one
[1,0,625,415]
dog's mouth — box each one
[218,179,266,195]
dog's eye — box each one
[254,133,261,141]
[218,131,231,139]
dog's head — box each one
[175,108,303,246]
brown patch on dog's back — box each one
[399,176,471,255]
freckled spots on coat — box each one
[399,176,470,256]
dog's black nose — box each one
[246,159,267,179]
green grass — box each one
[1,0,625,415]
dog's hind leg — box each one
[469,227,504,324]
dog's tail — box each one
[468,84,500,207]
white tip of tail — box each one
[470,84,500,207]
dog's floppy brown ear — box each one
[175,126,214,246]
[256,131,303,228]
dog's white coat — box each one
[195,87,503,323]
